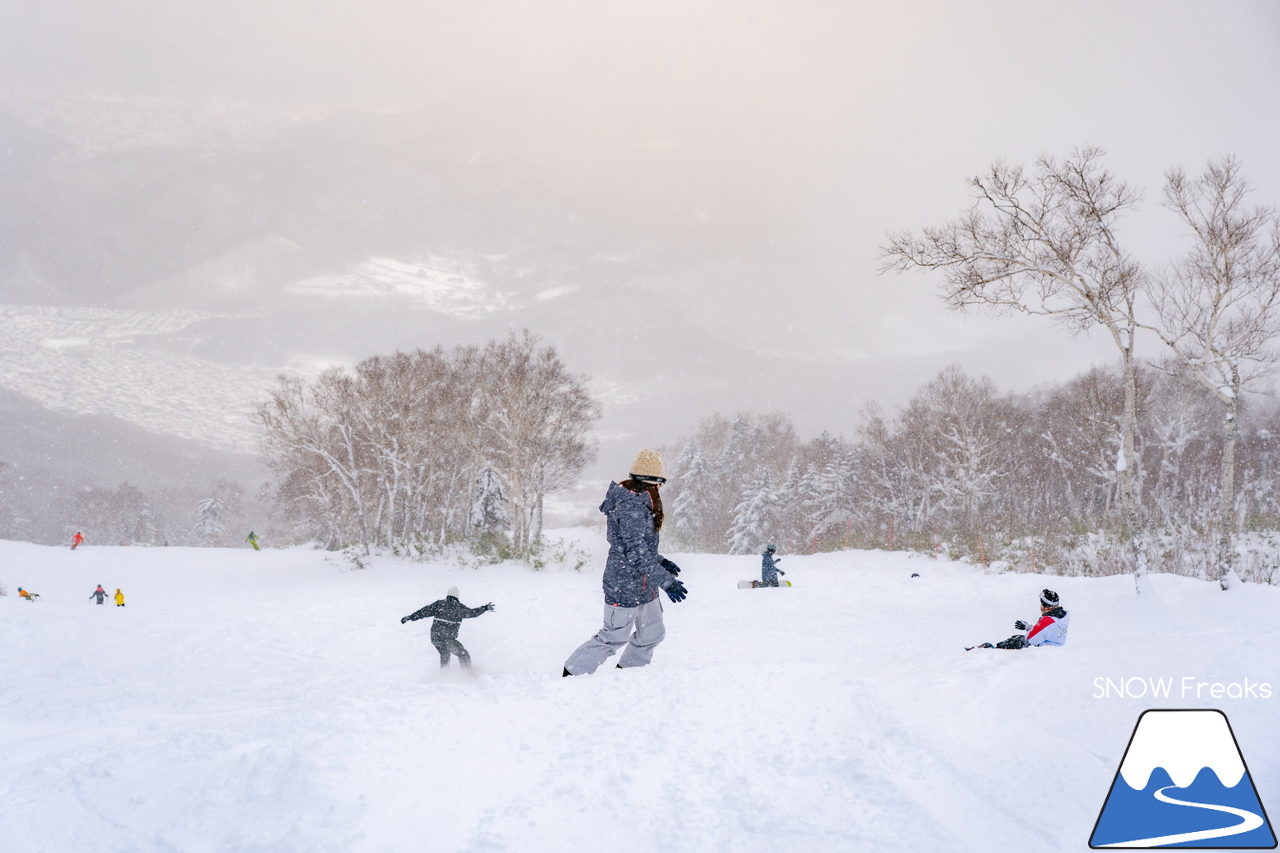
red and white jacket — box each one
[1025,608,1070,646]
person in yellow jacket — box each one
[114,588,125,607]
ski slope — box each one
[1,532,1277,852]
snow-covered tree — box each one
[468,467,508,537]
[1144,157,1280,589]
[883,146,1152,591]
[669,439,713,548]
[194,497,226,547]
[727,470,780,555]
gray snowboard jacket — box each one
[601,481,675,607]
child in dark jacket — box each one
[401,587,494,668]
[760,544,785,587]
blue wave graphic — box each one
[1091,766,1276,848]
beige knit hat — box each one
[629,449,666,481]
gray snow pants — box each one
[564,599,666,674]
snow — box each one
[2,531,1278,852]
[286,256,509,316]
[0,304,273,452]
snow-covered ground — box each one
[2,531,1277,852]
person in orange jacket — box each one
[114,588,125,607]
[72,531,84,550]
[18,587,39,601]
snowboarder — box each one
[401,587,494,669]
[18,587,38,601]
[245,531,260,551]
[759,544,785,587]
[72,531,84,550]
[90,585,108,605]
[563,449,688,677]
[967,589,1070,650]
[114,588,125,607]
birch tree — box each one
[881,146,1154,592]
[1143,157,1280,589]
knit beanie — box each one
[447,586,459,598]
[629,449,666,481]
[1040,589,1060,607]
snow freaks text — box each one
[1093,677,1273,700]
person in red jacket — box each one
[72,531,84,550]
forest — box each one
[662,363,1280,584]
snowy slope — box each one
[0,304,276,452]
[1,534,1277,853]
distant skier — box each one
[18,587,38,601]
[967,589,1070,650]
[563,449,688,677]
[245,531,260,551]
[114,588,125,607]
[72,531,84,550]
[90,585,108,605]
[401,587,494,669]
[760,544,785,587]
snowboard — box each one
[738,580,793,589]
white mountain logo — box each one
[1090,709,1276,848]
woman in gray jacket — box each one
[563,450,688,676]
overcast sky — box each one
[4,0,1280,440]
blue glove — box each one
[1014,620,1029,631]
[661,558,681,576]
[665,579,688,603]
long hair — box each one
[619,479,664,531]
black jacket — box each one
[404,596,489,629]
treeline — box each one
[662,363,1280,582]
[254,332,599,553]
[0,466,252,548]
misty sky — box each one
[3,1,1280,502]
[8,1,1278,361]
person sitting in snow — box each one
[90,585,109,605]
[968,589,1069,650]
[18,587,39,601]
[757,543,785,587]
[114,588,125,607]
[401,587,494,669]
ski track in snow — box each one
[1,532,1278,852]
[0,304,275,452]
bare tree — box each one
[466,333,600,549]
[254,333,598,554]
[1143,157,1280,589]
[881,146,1154,592]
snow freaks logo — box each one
[1089,710,1276,848]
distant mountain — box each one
[0,106,1078,524]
